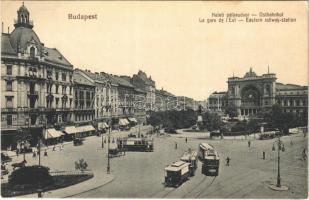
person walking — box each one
[185,137,188,143]
[53,145,56,151]
[175,142,177,149]
[262,151,266,160]
[302,148,307,161]
[44,149,48,156]
[226,156,231,166]
[248,140,251,148]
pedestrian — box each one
[53,145,56,151]
[302,148,307,161]
[44,149,48,156]
[226,156,231,166]
[282,144,285,152]
[175,142,177,149]
[262,151,266,160]
[248,140,251,148]
[32,148,36,157]
[185,137,188,143]
[272,144,275,151]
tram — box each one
[164,161,190,187]
[117,137,154,152]
[198,143,220,176]
[180,150,198,176]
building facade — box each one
[207,92,228,114]
[208,68,308,118]
[1,4,74,148]
[73,70,95,126]
[132,70,156,111]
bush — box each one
[75,159,88,171]
[9,165,53,187]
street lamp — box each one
[107,120,111,174]
[273,135,285,188]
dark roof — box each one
[73,72,94,87]
[43,47,72,67]
[1,33,16,55]
[9,27,41,51]
[276,83,307,90]
[134,88,147,94]
[111,75,134,88]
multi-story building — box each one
[1,4,74,148]
[134,88,147,124]
[207,92,228,114]
[208,68,308,117]
[132,70,156,111]
[75,70,111,131]
[275,83,308,114]
[73,70,95,126]
[155,88,177,111]
[176,96,197,111]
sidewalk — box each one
[19,170,114,198]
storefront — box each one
[75,125,95,138]
[128,118,138,126]
[63,126,79,141]
[98,122,109,133]
[44,128,64,145]
[119,119,130,130]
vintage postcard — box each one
[1,1,308,198]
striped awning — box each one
[119,119,129,126]
[76,125,95,133]
[98,122,109,130]
[44,129,64,139]
[129,118,138,123]
[64,126,78,135]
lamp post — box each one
[107,120,111,174]
[276,136,281,187]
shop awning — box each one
[103,122,109,128]
[129,118,138,123]
[64,126,78,135]
[123,119,130,125]
[76,125,95,133]
[44,128,63,139]
[98,122,109,130]
[197,115,203,122]
[119,119,128,126]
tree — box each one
[225,104,238,119]
[201,112,223,131]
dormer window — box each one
[30,46,35,58]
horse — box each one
[11,160,27,170]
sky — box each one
[1,1,308,101]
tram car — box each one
[180,150,198,176]
[164,161,190,187]
[198,143,220,176]
[117,137,154,152]
[108,143,124,158]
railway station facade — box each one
[208,68,308,117]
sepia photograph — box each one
[0,1,308,198]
